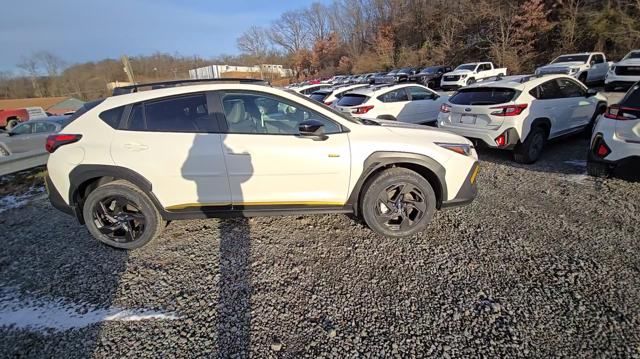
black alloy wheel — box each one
[92,196,146,243]
[374,182,427,232]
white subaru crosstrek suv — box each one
[309,83,369,106]
[45,79,479,249]
[437,74,608,163]
[588,81,640,177]
[333,83,448,125]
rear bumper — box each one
[604,76,638,89]
[46,174,82,222]
[589,132,640,166]
[441,162,479,208]
[437,121,520,149]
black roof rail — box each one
[112,78,268,96]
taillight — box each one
[603,105,639,120]
[592,137,611,158]
[46,134,82,153]
[440,103,451,113]
[324,101,333,106]
[490,104,528,116]
[352,105,374,114]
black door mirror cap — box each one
[298,119,328,140]
[586,89,598,97]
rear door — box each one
[31,121,59,151]
[110,92,231,210]
[377,88,410,120]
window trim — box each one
[213,90,347,136]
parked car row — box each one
[0,116,70,157]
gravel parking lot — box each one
[1,92,639,358]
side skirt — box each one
[161,205,354,221]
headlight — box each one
[435,142,474,156]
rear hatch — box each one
[443,87,520,129]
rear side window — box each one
[99,106,125,128]
[449,88,517,105]
[337,94,369,106]
[125,94,214,133]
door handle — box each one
[123,143,149,151]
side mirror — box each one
[586,88,598,97]
[298,119,327,140]
[590,60,596,66]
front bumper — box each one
[441,162,479,208]
[604,74,639,89]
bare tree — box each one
[237,26,270,57]
[17,55,43,97]
[303,2,330,42]
[269,10,308,53]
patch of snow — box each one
[0,186,45,213]
[558,174,591,185]
[0,292,180,333]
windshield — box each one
[624,51,640,60]
[420,67,439,74]
[449,88,518,106]
[456,64,476,71]
[552,55,589,64]
[397,68,412,74]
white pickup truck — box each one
[535,52,611,85]
[604,49,640,91]
[440,62,508,91]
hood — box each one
[446,69,474,76]
[539,61,584,69]
[367,119,473,144]
[616,58,640,66]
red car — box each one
[0,107,48,130]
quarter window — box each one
[378,89,409,103]
[221,92,341,135]
[99,106,125,128]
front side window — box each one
[11,123,33,135]
[221,92,341,135]
[378,89,409,103]
[530,80,562,100]
[591,55,604,64]
[34,122,57,133]
[407,87,433,101]
[556,79,585,98]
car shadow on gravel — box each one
[0,209,129,357]
[477,135,640,182]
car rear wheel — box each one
[587,161,611,178]
[82,180,164,249]
[514,126,547,164]
[361,168,436,238]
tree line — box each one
[239,0,640,77]
[2,0,639,101]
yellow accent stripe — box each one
[166,201,345,210]
[470,165,480,184]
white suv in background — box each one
[588,81,640,177]
[333,83,448,125]
[536,52,610,85]
[309,83,368,106]
[437,74,607,163]
[605,50,640,92]
[45,79,479,249]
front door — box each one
[556,78,594,130]
[216,90,351,207]
[110,92,231,210]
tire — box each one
[466,78,476,86]
[587,161,611,178]
[0,146,9,157]
[82,180,164,249]
[514,126,547,164]
[6,119,18,131]
[578,73,588,85]
[376,115,397,121]
[361,168,437,238]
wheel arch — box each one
[528,117,552,140]
[347,152,447,216]
[68,165,165,223]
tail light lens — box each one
[324,101,333,106]
[440,103,451,113]
[352,105,374,114]
[603,105,639,120]
[490,104,528,116]
[46,134,82,153]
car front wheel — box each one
[361,168,436,238]
[82,180,164,249]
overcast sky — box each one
[0,0,321,72]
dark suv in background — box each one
[409,66,453,89]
